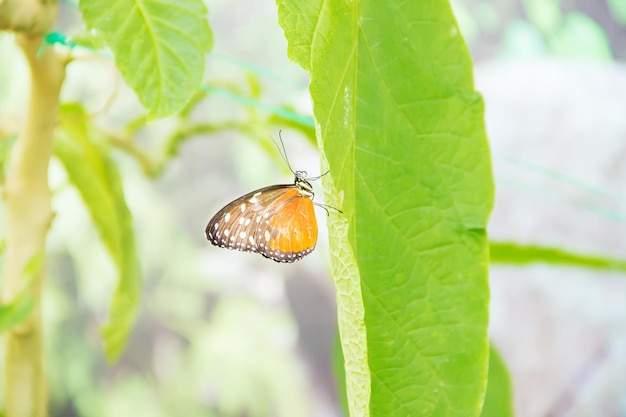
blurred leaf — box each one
[0,134,16,183]
[490,242,626,272]
[66,31,107,51]
[0,294,35,334]
[480,346,514,417]
[279,1,494,417]
[54,103,140,361]
[246,72,263,99]
[79,0,213,118]
[450,0,480,42]
[21,250,44,280]
[191,299,308,417]
[202,85,315,130]
[607,0,626,26]
[550,13,613,60]
[0,251,43,334]
[475,2,500,33]
[523,0,562,33]
[500,20,549,59]
[267,107,315,144]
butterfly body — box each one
[205,171,318,263]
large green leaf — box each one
[54,103,140,361]
[79,0,213,118]
[332,328,349,417]
[278,1,494,416]
[480,346,514,417]
[332,340,515,417]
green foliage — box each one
[333,340,515,417]
[4,0,623,414]
[480,346,514,417]
[54,104,139,361]
[549,13,613,60]
[0,293,34,334]
[0,134,16,183]
[0,251,43,334]
[278,1,494,417]
[490,242,626,272]
[607,0,626,25]
[79,0,213,118]
[523,0,562,33]
[500,0,613,60]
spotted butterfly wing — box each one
[205,175,318,263]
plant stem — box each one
[2,34,66,417]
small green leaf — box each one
[480,346,514,417]
[549,13,612,60]
[522,0,562,34]
[499,20,549,59]
[54,103,140,361]
[278,1,494,416]
[0,251,42,334]
[607,0,626,26]
[490,242,626,272]
[66,31,107,51]
[79,0,213,118]
[21,250,44,281]
[0,296,35,334]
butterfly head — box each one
[294,171,314,199]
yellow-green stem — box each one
[2,35,65,417]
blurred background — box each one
[1,0,625,416]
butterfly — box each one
[205,170,319,263]
[205,135,337,263]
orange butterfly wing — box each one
[264,188,318,262]
[206,184,318,263]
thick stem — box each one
[2,34,65,417]
[0,0,57,34]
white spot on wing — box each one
[249,192,261,203]
[240,203,246,212]
[224,212,231,222]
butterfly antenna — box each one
[272,130,296,174]
[306,170,330,181]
